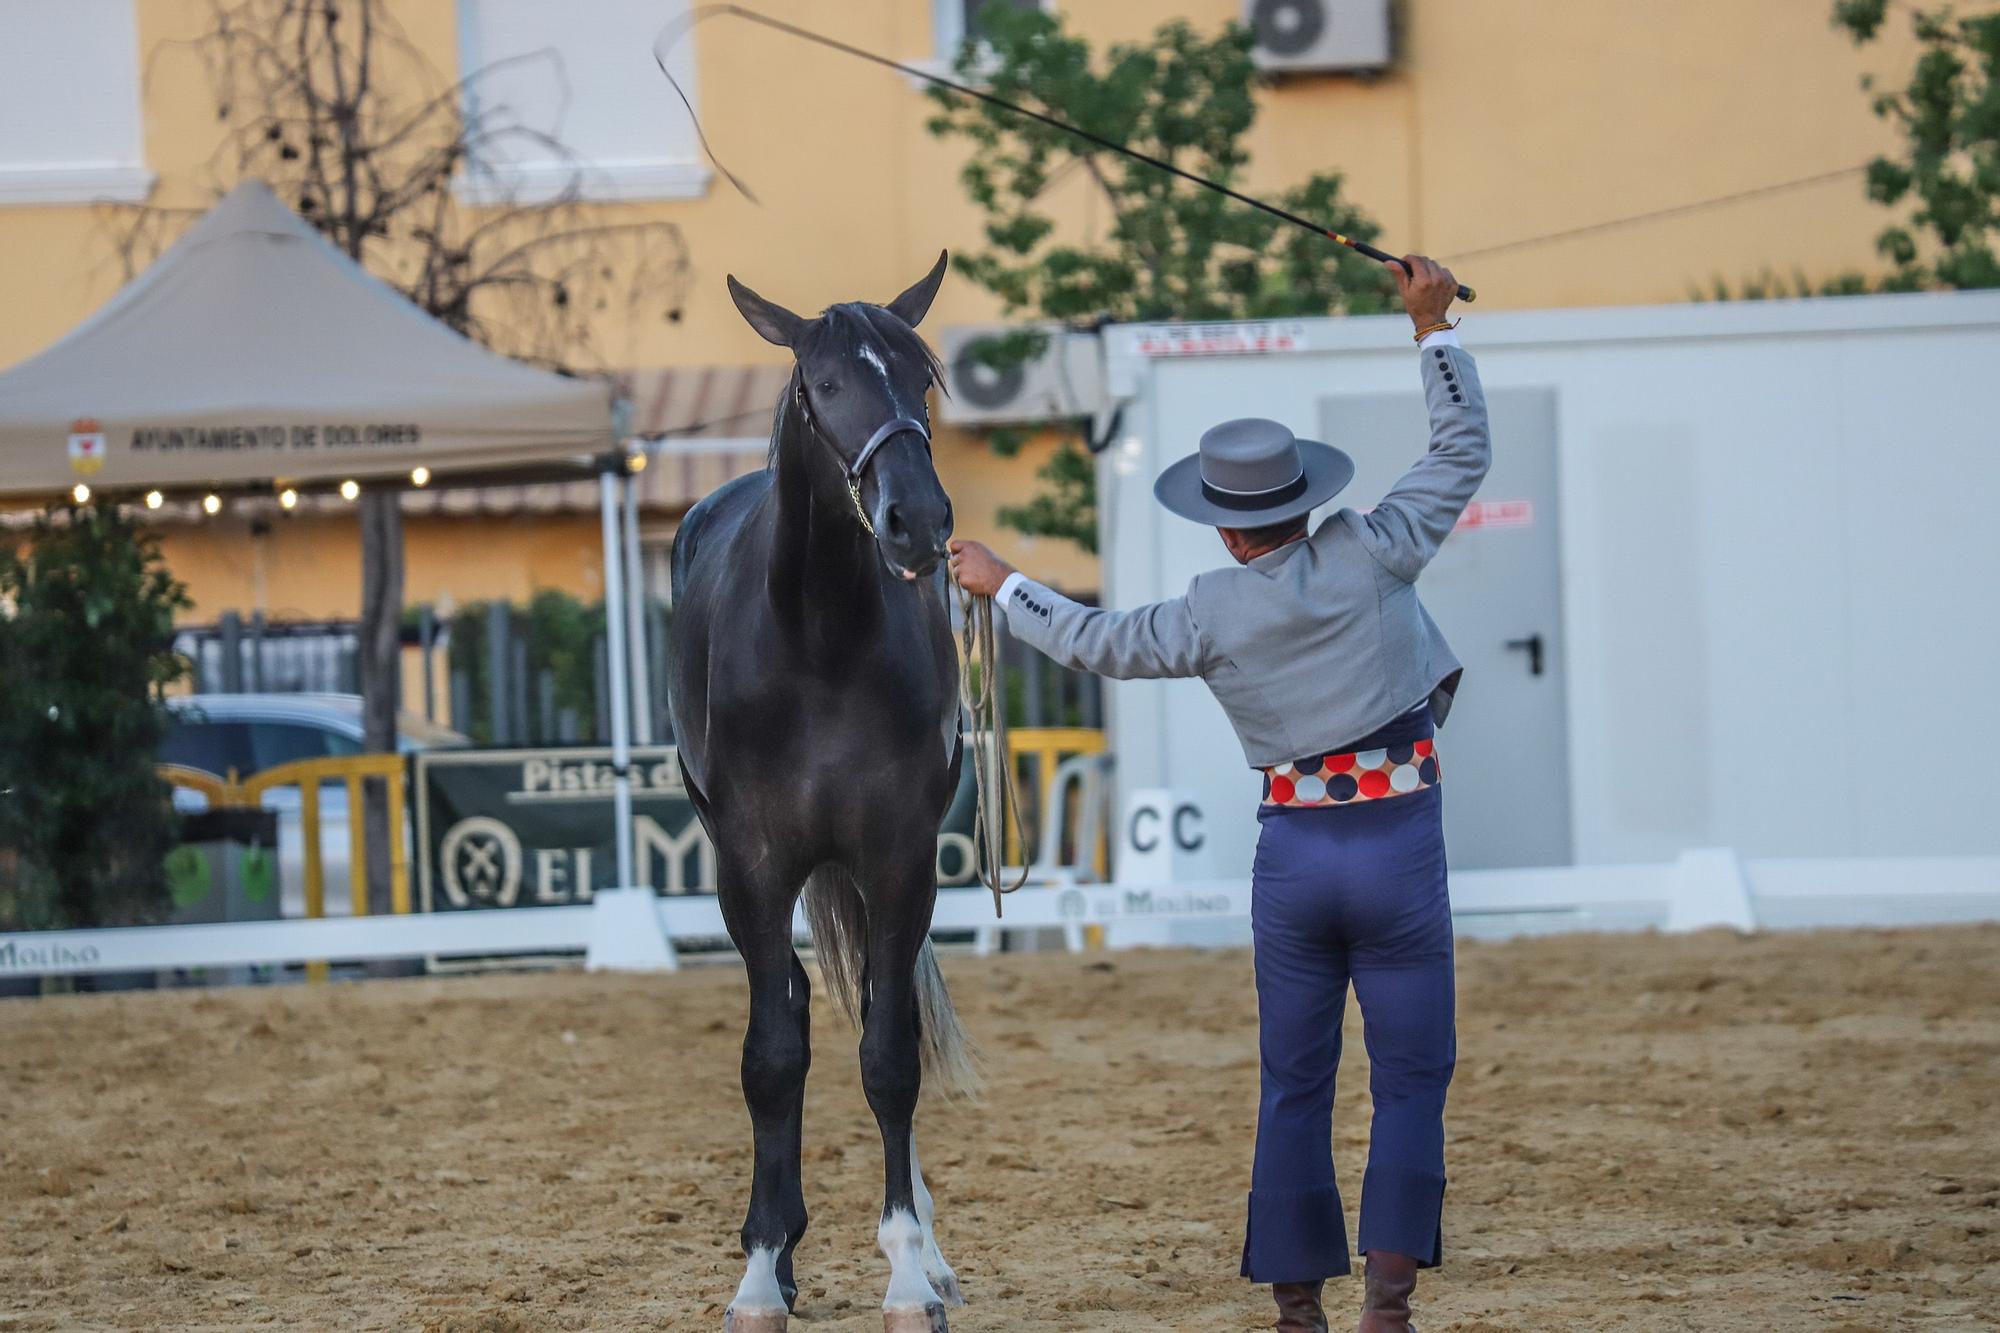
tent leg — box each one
[595,467,675,971]
[622,470,654,747]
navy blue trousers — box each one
[1240,718,1456,1284]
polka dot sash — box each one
[1261,739,1440,809]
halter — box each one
[793,376,931,536]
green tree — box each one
[447,590,611,746]
[0,505,191,929]
[1837,0,2000,289]
[926,6,1397,552]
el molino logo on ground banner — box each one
[0,937,102,972]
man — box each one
[948,256,1484,1333]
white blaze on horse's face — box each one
[857,340,891,386]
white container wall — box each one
[1095,291,2000,883]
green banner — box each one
[414,746,980,912]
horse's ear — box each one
[728,275,807,349]
[885,250,949,329]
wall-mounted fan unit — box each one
[937,326,1106,426]
[1245,0,1393,74]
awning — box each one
[53,363,786,522]
[376,364,783,516]
[0,181,614,498]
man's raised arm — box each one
[1355,256,1492,583]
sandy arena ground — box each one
[2,925,1996,1332]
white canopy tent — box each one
[0,182,661,956]
[0,181,616,493]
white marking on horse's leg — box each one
[878,1208,947,1322]
[726,1246,789,1330]
[910,1138,963,1306]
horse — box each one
[667,253,971,1333]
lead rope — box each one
[952,576,1031,916]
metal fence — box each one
[176,614,366,695]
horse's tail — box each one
[801,865,979,1098]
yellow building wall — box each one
[159,510,610,622]
[0,0,1959,617]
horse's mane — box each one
[766,302,945,468]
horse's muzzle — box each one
[881,542,947,581]
[874,491,952,581]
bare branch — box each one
[110,0,691,370]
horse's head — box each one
[728,253,955,580]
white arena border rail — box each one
[3,849,1996,980]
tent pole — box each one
[599,469,636,889]
[622,467,654,746]
[587,464,676,973]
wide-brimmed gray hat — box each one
[1153,417,1355,527]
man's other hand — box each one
[1394,254,1459,331]
[947,539,1016,598]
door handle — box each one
[1504,633,1545,677]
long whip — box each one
[951,578,1031,916]
[653,4,1476,302]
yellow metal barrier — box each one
[158,763,229,806]
[1005,727,1109,876]
[159,754,413,981]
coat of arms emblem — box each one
[67,418,106,476]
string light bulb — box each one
[202,494,222,515]
[279,488,299,510]
[626,450,648,474]
[339,479,360,501]
[410,466,431,487]
[144,490,164,510]
[70,483,90,504]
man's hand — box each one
[1393,254,1460,332]
[947,539,1016,598]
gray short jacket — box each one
[999,339,1490,768]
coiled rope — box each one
[952,580,1031,915]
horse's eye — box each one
[817,380,838,394]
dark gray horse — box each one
[668,254,970,1333]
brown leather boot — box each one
[1356,1252,1418,1332]
[1272,1280,1328,1333]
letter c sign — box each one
[1128,805,1161,853]
[1172,803,1204,852]
[1122,789,1208,881]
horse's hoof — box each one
[724,1309,788,1333]
[882,1305,949,1333]
[928,1267,964,1307]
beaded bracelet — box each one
[1412,319,1460,343]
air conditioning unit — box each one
[1245,0,1393,74]
[937,325,1106,427]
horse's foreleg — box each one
[910,1135,962,1306]
[724,905,811,1332]
[860,917,949,1333]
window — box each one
[0,0,152,205]
[160,722,253,778]
[245,722,361,772]
[455,0,708,204]
[932,0,1045,67]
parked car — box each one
[163,694,468,919]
